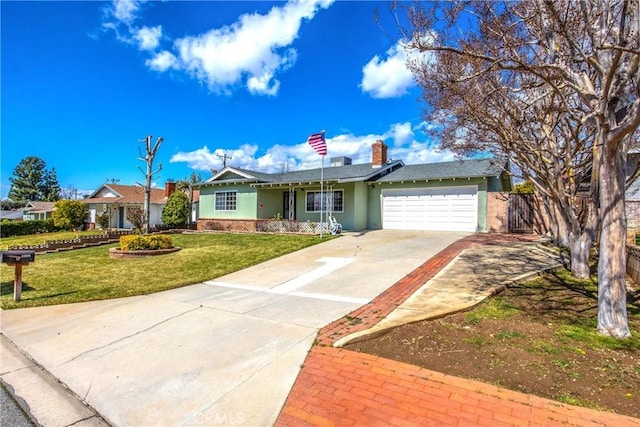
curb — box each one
[0,334,111,427]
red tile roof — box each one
[82,184,167,205]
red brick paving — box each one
[276,234,640,427]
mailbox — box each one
[2,250,36,265]
[1,250,36,302]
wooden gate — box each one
[508,194,534,234]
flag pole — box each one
[320,130,325,238]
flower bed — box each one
[108,247,181,259]
[109,234,179,258]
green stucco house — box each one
[196,140,512,233]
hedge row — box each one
[119,234,174,251]
[1,219,61,238]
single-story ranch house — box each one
[22,201,56,221]
[82,182,177,229]
[196,140,512,233]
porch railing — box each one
[256,219,329,234]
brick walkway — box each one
[276,234,640,427]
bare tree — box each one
[397,0,639,338]
[137,135,163,234]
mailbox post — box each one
[1,250,36,301]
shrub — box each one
[95,213,110,230]
[119,234,174,251]
[1,219,61,237]
[126,207,145,234]
[512,180,536,194]
[161,191,190,226]
[53,199,89,231]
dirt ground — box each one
[346,273,640,418]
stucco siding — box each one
[199,185,257,219]
[257,189,283,219]
[352,182,369,230]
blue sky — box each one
[1,0,451,198]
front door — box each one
[118,207,125,228]
[283,190,296,221]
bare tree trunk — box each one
[597,148,630,338]
[549,201,571,248]
[137,135,163,235]
[569,232,593,279]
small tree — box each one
[161,191,190,227]
[53,200,89,231]
[176,171,202,224]
[126,207,145,234]
[96,213,110,230]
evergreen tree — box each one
[42,167,61,201]
[176,172,202,224]
[8,157,46,201]
[8,157,61,202]
[161,191,190,226]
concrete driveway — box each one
[0,230,467,427]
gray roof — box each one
[204,161,404,186]
[0,210,24,220]
[257,162,403,185]
[232,168,277,182]
[201,158,506,187]
[375,158,506,182]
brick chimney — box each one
[164,180,177,197]
[372,139,388,167]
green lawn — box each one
[0,233,328,309]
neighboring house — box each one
[627,178,639,231]
[626,151,640,231]
[197,140,512,232]
[22,201,56,221]
[82,182,176,229]
[0,210,25,221]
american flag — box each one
[307,132,327,156]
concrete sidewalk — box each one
[1,230,467,427]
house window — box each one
[305,190,343,213]
[215,191,237,211]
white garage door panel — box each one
[382,186,478,232]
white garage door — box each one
[382,186,478,232]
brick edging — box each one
[315,235,480,346]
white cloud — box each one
[389,122,414,146]
[169,122,454,178]
[360,41,415,98]
[168,0,332,95]
[146,51,178,72]
[111,0,144,25]
[247,72,280,96]
[135,25,162,50]
[105,0,333,95]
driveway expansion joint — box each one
[60,306,201,366]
